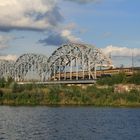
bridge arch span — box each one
[0,43,113,82]
[0,60,14,79]
[14,53,48,81]
[47,43,112,80]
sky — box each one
[0,0,140,67]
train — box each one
[51,67,140,80]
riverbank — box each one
[0,72,140,106]
[0,83,140,107]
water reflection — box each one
[0,106,140,140]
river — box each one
[0,106,140,140]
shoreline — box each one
[0,84,140,107]
[0,104,140,108]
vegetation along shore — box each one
[0,72,140,106]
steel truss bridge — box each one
[0,43,113,82]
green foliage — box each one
[97,73,127,86]
[127,89,140,102]
[97,72,140,86]
[0,77,139,106]
[11,82,24,93]
[0,89,4,97]
[47,85,61,104]
[0,77,14,88]
[5,77,14,87]
[0,78,6,88]
[127,72,140,84]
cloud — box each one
[61,30,81,42]
[39,29,81,46]
[0,0,63,31]
[39,32,69,46]
[63,23,77,30]
[0,54,17,61]
[64,0,102,4]
[102,45,140,57]
[101,45,140,67]
[0,0,83,46]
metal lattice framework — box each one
[0,43,113,81]
[0,60,14,79]
[14,53,48,81]
[47,43,112,80]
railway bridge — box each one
[0,43,113,83]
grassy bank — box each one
[0,72,140,106]
[0,83,140,106]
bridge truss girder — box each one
[47,43,112,80]
[0,43,113,82]
[0,60,14,80]
[14,53,48,81]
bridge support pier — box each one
[94,64,96,79]
[88,58,91,80]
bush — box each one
[0,78,6,88]
[97,73,127,86]
[11,82,24,93]
[5,77,14,87]
[127,72,140,84]
[0,89,4,97]
[47,85,61,104]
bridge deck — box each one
[18,80,96,85]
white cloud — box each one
[0,0,81,46]
[0,54,17,61]
[102,45,140,57]
[0,0,62,31]
[101,45,140,67]
[61,29,81,42]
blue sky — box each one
[60,0,140,47]
[0,0,140,67]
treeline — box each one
[97,72,140,85]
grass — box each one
[97,71,140,85]
[0,84,139,106]
[0,73,140,106]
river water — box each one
[0,106,140,140]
